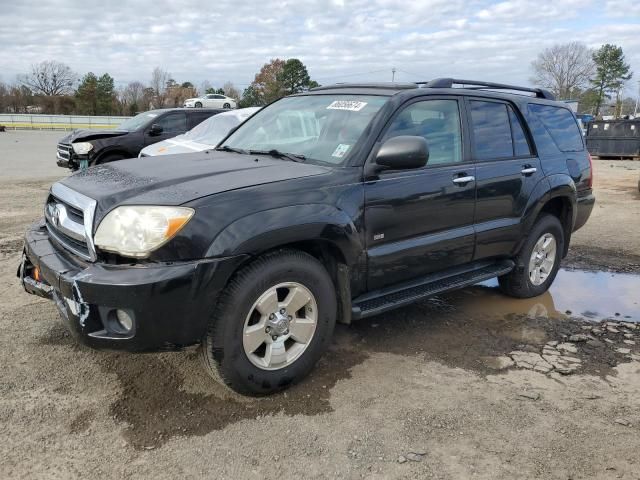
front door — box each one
[364,98,476,291]
[144,112,188,146]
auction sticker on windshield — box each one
[327,100,368,111]
[332,144,351,158]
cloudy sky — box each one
[1,0,639,94]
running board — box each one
[352,260,514,319]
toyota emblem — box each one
[51,204,61,227]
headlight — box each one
[94,206,194,258]
[72,142,93,155]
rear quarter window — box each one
[528,104,584,152]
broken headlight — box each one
[72,142,94,155]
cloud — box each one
[0,0,637,94]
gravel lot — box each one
[1,130,640,479]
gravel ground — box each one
[1,131,640,479]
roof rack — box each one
[418,78,555,100]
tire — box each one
[195,102,203,108]
[201,249,337,395]
[499,214,564,298]
[223,103,231,109]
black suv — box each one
[20,78,594,395]
[56,108,224,170]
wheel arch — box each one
[517,175,577,257]
[205,204,364,324]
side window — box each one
[508,106,532,157]
[157,113,187,133]
[469,100,513,160]
[528,104,584,152]
[383,99,462,165]
[206,94,215,99]
[189,112,214,129]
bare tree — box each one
[531,42,595,99]
[222,81,241,101]
[199,80,212,96]
[150,67,170,106]
[19,60,77,96]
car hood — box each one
[140,136,211,156]
[60,151,331,222]
[60,129,129,144]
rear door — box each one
[466,98,544,260]
[144,111,188,146]
[364,97,476,290]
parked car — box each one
[138,108,260,157]
[20,78,594,395]
[56,108,224,170]
[184,94,237,109]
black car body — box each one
[21,78,594,394]
[56,108,224,170]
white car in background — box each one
[138,107,260,157]
[184,93,237,109]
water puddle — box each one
[465,269,640,323]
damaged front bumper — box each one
[19,219,248,351]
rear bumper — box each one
[574,190,595,232]
[19,219,248,352]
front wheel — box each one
[201,249,337,395]
[195,101,203,108]
[223,102,231,109]
[499,214,564,298]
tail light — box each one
[587,153,593,188]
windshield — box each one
[184,108,260,146]
[221,95,388,165]
[117,111,161,131]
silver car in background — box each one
[138,107,260,157]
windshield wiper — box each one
[215,145,248,154]
[249,149,306,162]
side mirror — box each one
[149,123,163,136]
[375,136,429,170]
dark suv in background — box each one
[22,78,594,395]
[56,108,224,170]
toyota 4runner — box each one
[20,78,595,395]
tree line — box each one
[2,47,635,118]
[531,42,634,117]
[0,58,318,116]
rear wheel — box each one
[223,102,231,109]
[201,249,337,395]
[499,214,564,298]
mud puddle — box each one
[472,268,640,323]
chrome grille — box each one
[44,183,97,261]
[56,143,72,161]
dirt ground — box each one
[1,131,640,479]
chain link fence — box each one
[0,114,132,130]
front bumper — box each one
[19,219,248,351]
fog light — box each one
[115,309,133,332]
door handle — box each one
[452,176,475,184]
[521,167,537,175]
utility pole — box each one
[634,80,640,118]
[391,67,396,82]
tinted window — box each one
[528,104,583,152]
[189,111,217,128]
[470,101,513,160]
[384,100,462,165]
[157,113,187,133]
[508,106,531,156]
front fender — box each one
[205,204,363,265]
